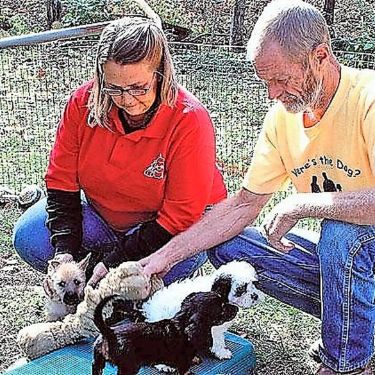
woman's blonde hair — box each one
[88,16,178,129]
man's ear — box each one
[312,43,330,65]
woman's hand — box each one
[87,261,109,288]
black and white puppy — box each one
[92,292,238,375]
[142,260,264,360]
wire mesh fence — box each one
[0,37,269,195]
[0,33,374,199]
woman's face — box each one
[103,60,158,116]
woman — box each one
[13,16,227,286]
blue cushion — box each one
[5,332,256,375]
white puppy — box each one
[142,260,264,361]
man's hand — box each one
[261,195,302,252]
[87,261,109,288]
[139,254,172,279]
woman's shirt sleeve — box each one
[156,103,220,235]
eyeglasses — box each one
[102,72,159,97]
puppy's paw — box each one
[211,346,232,360]
[192,355,202,365]
[154,364,175,373]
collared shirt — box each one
[46,81,227,233]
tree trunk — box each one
[323,0,335,25]
[46,0,62,29]
[230,0,246,48]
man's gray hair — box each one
[247,0,331,63]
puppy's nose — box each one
[63,292,80,306]
[251,293,258,301]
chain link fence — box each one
[0,31,374,198]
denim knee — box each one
[163,251,208,286]
[208,227,263,268]
[12,198,53,272]
[318,219,375,265]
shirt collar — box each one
[108,102,170,141]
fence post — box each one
[230,0,246,49]
[323,0,335,25]
[46,0,62,29]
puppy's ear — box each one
[43,276,55,298]
[211,275,232,301]
[47,259,61,272]
[78,253,92,272]
[223,303,239,321]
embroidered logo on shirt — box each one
[144,154,165,179]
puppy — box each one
[142,260,264,360]
[43,253,91,321]
[92,292,238,375]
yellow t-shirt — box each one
[243,65,375,194]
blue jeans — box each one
[12,198,207,286]
[208,220,375,372]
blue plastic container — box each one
[4,332,255,375]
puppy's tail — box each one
[93,295,121,338]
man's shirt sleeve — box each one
[242,108,289,194]
[362,97,375,177]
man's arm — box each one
[140,188,271,277]
[295,189,375,224]
[262,189,375,252]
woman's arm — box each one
[45,87,87,259]
[45,189,83,259]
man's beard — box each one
[280,67,323,114]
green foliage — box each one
[8,15,32,35]
[333,36,375,54]
[61,0,123,26]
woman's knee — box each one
[12,198,53,272]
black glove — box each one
[45,188,83,260]
[102,220,173,268]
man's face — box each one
[254,42,322,113]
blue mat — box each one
[4,332,255,375]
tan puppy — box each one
[43,254,91,321]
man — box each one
[141,0,375,374]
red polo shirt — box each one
[46,81,227,234]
